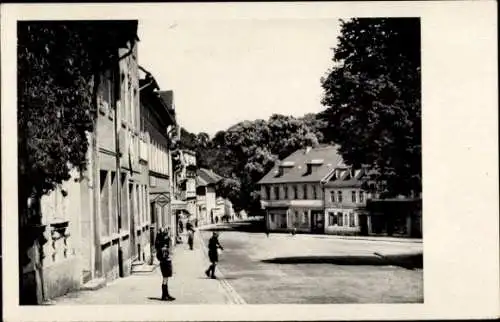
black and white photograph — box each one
[1,2,498,321]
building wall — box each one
[37,168,84,300]
[260,182,323,233]
[323,187,371,235]
[267,209,288,231]
[260,182,323,201]
[206,186,217,223]
[20,34,146,303]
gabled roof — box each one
[257,145,344,185]
[325,166,370,188]
[197,168,223,187]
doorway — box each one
[311,211,325,234]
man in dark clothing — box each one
[155,227,175,301]
[186,221,194,232]
[205,232,224,279]
[186,221,195,250]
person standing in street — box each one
[186,221,195,250]
[155,227,175,301]
[187,229,195,250]
[205,232,224,279]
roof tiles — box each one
[257,145,344,184]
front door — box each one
[311,211,325,234]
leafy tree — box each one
[320,18,421,197]
[179,127,198,151]
[181,113,325,213]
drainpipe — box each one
[321,181,326,234]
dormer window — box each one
[278,161,295,176]
[305,159,323,175]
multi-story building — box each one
[258,146,341,234]
[258,145,421,237]
[139,74,177,264]
[23,21,146,303]
[171,150,197,227]
[196,168,222,225]
[323,166,374,235]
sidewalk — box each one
[198,222,422,244]
[49,232,242,305]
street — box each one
[50,221,422,305]
[200,221,423,304]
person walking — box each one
[155,227,175,301]
[186,221,195,250]
[186,220,194,233]
[187,229,194,250]
[205,232,224,279]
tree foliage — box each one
[18,21,136,205]
[180,114,325,213]
[319,18,421,197]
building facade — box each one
[258,146,342,234]
[258,145,421,237]
[323,167,374,235]
[21,21,148,303]
[196,168,222,225]
[139,75,177,264]
[171,150,197,228]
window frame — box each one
[337,212,343,226]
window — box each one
[292,185,298,199]
[349,213,356,227]
[351,191,356,203]
[100,170,110,237]
[294,211,300,225]
[337,191,343,203]
[274,186,280,200]
[283,185,288,199]
[303,211,309,224]
[329,212,337,226]
[280,214,287,228]
[303,185,308,199]
[359,191,364,203]
[312,185,317,199]
[330,191,335,203]
[337,212,343,226]
[110,172,118,234]
[122,177,131,231]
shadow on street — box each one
[261,253,423,270]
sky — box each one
[138,19,341,137]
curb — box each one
[197,223,422,244]
[197,234,246,305]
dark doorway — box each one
[311,211,325,234]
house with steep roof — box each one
[258,145,374,235]
[196,168,223,225]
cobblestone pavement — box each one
[50,232,239,305]
[200,228,423,304]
